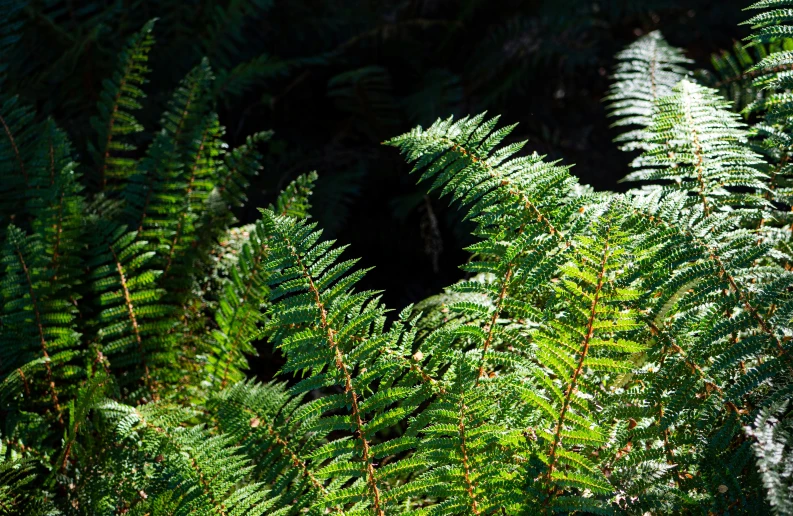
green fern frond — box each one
[259,210,435,515]
[26,121,84,288]
[272,171,319,219]
[84,222,174,400]
[385,113,594,380]
[89,19,155,192]
[121,60,215,235]
[0,225,82,427]
[0,452,54,515]
[97,399,274,515]
[216,131,272,211]
[624,80,769,219]
[410,273,496,344]
[207,218,271,388]
[205,172,318,388]
[699,38,793,112]
[209,380,344,515]
[604,31,691,152]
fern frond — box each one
[216,131,272,211]
[84,222,174,400]
[385,113,594,382]
[0,453,53,515]
[272,171,319,219]
[207,218,271,388]
[89,19,155,192]
[745,399,793,515]
[386,114,641,510]
[0,225,82,427]
[121,57,212,235]
[624,80,769,219]
[210,380,345,515]
[206,172,318,388]
[97,399,273,515]
[26,121,84,288]
[604,31,691,152]
[699,38,793,113]
[259,210,436,515]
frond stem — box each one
[108,243,152,395]
[458,390,480,514]
[476,265,513,385]
[544,221,613,502]
[681,88,712,217]
[13,247,62,425]
[284,238,385,516]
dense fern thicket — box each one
[0,0,752,310]
[2,0,793,514]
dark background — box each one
[3,0,750,310]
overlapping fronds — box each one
[743,1,793,124]
[623,80,769,220]
[740,0,793,264]
[3,4,793,513]
[605,31,691,151]
[0,453,53,515]
[615,184,793,512]
[121,59,214,238]
[0,225,82,427]
[96,399,274,515]
[259,210,429,515]
[84,222,175,400]
[386,114,630,511]
[385,113,594,381]
[699,38,793,112]
[209,381,337,515]
[410,273,495,344]
[205,172,317,388]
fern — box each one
[258,210,425,514]
[745,400,793,514]
[699,38,793,112]
[385,114,633,512]
[0,224,81,427]
[0,453,54,515]
[89,19,155,191]
[208,380,339,515]
[84,222,175,400]
[623,80,769,219]
[95,399,275,515]
[605,31,691,151]
[737,0,793,265]
[3,4,793,514]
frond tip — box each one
[604,31,691,151]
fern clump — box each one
[1,2,793,514]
